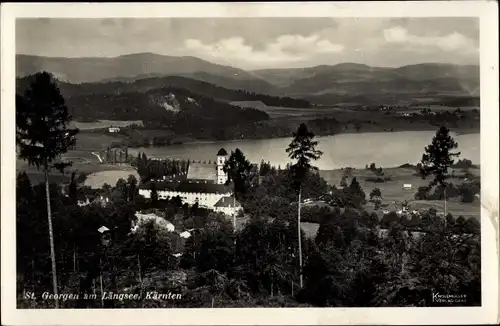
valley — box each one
[16,53,481,151]
[12,13,487,311]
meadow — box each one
[72,131,125,151]
[230,101,337,119]
[17,153,136,186]
[319,166,481,219]
[70,119,144,130]
[85,168,140,189]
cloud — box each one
[183,34,344,67]
[383,26,477,52]
[16,18,479,68]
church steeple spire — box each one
[216,148,228,184]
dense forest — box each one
[15,71,482,310]
[55,76,313,108]
[17,74,273,141]
[16,159,481,308]
[67,87,269,129]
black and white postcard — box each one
[1,1,498,325]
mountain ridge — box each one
[17,53,479,105]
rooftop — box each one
[140,181,231,194]
[217,148,228,156]
[186,162,216,181]
[214,195,242,208]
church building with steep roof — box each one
[138,148,242,215]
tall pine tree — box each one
[420,126,461,189]
[223,148,252,230]
[285,123,323,288]
[16,72,79,308]
[420,126,460,216]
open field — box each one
[238,102,479,135]
[73,132,125,151]
[230,101,342,119]
[320,167,481,219]
[396,105,478,113]
[17,155,136,186]
[60,150,102,164]
[301,166,481,239]
[70,119,144,130]
[85,168,139,189]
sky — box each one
[16,17,479,70]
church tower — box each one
[216,148,228,184]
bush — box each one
[369,188,381,198]
[380,212,400,228]
[301,205,334,224]
[453,158,474,169]
[428,183,460,200]
[464,217,480,235]
[365,176,392,183]
[341,178,366,209]
[414,186,429,200]
[459,182,480,203]
[415,183,463,200]
[460,187,475,203]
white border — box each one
[1,2,498,325]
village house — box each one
[138,148,243,216]
[213,195,243,216]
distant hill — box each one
[17,53,479,106]
[50,75,312,108]
[16,74,270,141]
[17,52,259,82]
[252,62,479,104]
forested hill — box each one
[69,87,269,131]
[30,75,313,109]
[16,74,271,140]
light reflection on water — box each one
[128,131,480,170]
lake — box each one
[128,131,480,170]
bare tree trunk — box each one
[73,244,76,272]
[233,194,236,231]
[444,187,447,217]
[31,254,35,308]
[99,258,104,308]
[44,167,59,308]
[137,254,142,282]
[298,187,303,288]
[137,253,142,297]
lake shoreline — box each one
[125,130,480,170]
[127,126,480,148]
[318,164,480,174]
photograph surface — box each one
[1,2,498,326]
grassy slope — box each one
[320,167,481,216]
[299,167,481,239]
[232,101,480,135]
